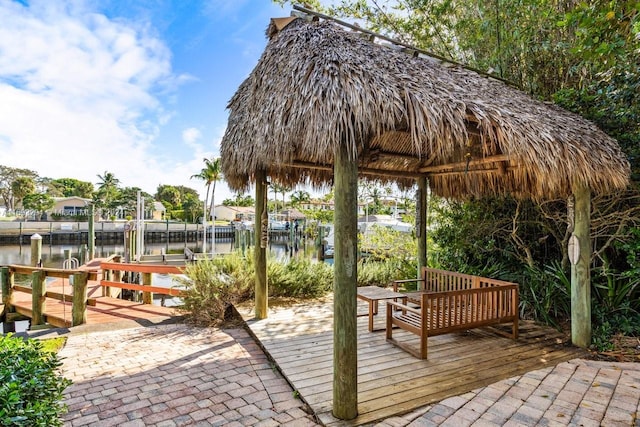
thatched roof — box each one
[220,14,630,200]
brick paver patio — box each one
[59,323,640,426]
[59,323,319,426]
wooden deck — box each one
[9,279,181,328]
[239,294,587,426]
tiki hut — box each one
[219,8,630,420]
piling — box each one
[71,272,88,326]
[31,270,46,325]
[30,233,42,267]
[142,272,153,304]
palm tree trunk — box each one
[203,183,211,254]
[210,182,216,255]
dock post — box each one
[31,270,46,325]
[88,204,95,261]
[1,266,14,317]
[103,266,111,297]
[71,272,88,326]
[142,272,153,304]
[30,233,42,267]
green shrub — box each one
[592,303,640,351]
[175,257,252,326]
[508,261,571,327]
[0,334,71,427]
[268,258,333,298]
[357,258,415,288]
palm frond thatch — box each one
[220,17,630,200]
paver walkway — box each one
[382,359,640,427]
[59,322,640,427]
[60,323,318,426]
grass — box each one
[40,337,67,353]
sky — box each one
[0,0,304,204]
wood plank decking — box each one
[9,279,180,328]
[239,294,588,426]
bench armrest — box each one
[387,300,421,315]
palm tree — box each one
[97,171,120,191]
[290,190,311,207]
[191,158,223,254]
[270,182,291,213]
[95,171,120,214]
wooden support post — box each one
[142,272,153,304]
[1,266,13,313]
[254,169,268,319]
[332,142,358,420]
[112,268,122,299]
[417,177,428,277]
[88,204,95,261]
[571,183,591,348]
[72,272,88,326]
[31,270,46,325]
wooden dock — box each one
[9,280,181,328]
[239,295,587,426]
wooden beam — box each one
[332,142,359,420]
[428,166,517,178]
[419,154,511,173]
[571,183,591,348]
[100,262,184,275]
[100,280,183,297]
[8,265,99,281]
[285,161,427,179]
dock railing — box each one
[0,265,97,327]
[100,260,185,304]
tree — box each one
[0,165,38,211]
[22,193,54,220]
[48,178,94,198]
[116,187,154,219]
[11,176,36,208]
[156,185,182,210]
[270,182,290,212]
[191,158,223,222]
[95,171,121,212]
[181,192,202,223]
[223,192,255,207]
[290,190,311,206]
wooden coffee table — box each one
[356,286,407,332]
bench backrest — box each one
[419,284,519,330]
[421,267,517,293]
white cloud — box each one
[182,127,202,147]
[0,0,225,200]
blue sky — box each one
[0,0,298,203]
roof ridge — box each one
[290,4,519,89]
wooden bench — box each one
[386,268,519,359]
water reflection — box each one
[0,238,320,268]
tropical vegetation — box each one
[0,334,71,427]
